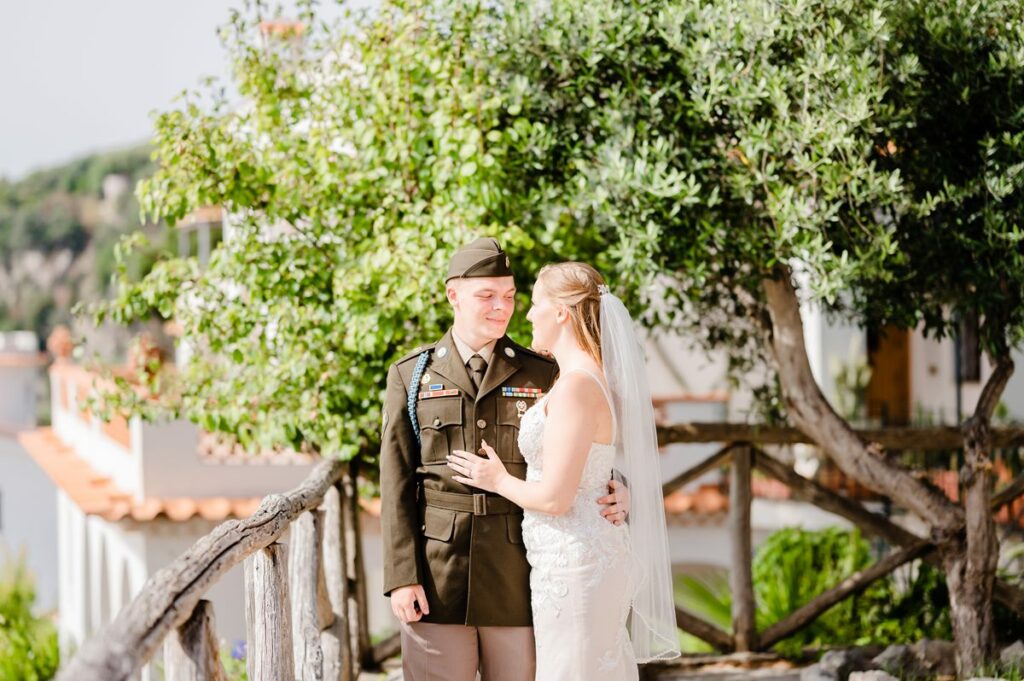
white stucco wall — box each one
[138,419,317,499]
[0,435,58,613]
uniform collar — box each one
[451,329,497,365]
[431,330,522,402]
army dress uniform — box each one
[380,237,556,681]
[380,330,556,625]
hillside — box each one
[0,145,171,350]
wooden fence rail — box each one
[55,424,1024,679]
[55,459,378,681]
[668,437,1024,654]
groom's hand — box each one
[597,479,630,526]
[391,584,429,623]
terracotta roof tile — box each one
[0,352,47,368]
[17,427,262,523]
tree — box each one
[484,0,1024,671]
[91,0,563,461]
[90,0,1024,670]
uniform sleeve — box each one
[380,363,423,596]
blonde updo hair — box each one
[536,262,606,365]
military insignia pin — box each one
[516,400,528,419]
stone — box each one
[910,639,957,678]
[873,645,914,676]
[849,673,899,681]
[1001,640,1024,667]
[874,640,957,679]
[801,648,879,681]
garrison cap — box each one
[446,237,513,282]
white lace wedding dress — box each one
[518,369,638,680]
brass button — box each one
[476,419,487,429]
[433,417,441,426]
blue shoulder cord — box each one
[407,350,431,445]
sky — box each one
[0,0,363,181]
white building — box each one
[0,331,57,613]
[17,329,322,667]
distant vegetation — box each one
[0,145,170,341]
[0,555,58,680]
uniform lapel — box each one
[477,336,522,403]
[428,329,477,399]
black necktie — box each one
[468,354,487,391]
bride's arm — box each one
[448,376,601,515]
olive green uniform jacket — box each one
[380,330,557,626]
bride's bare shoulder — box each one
[547,371,606,412]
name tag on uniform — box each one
[502,387,544,399]
[419,388,460,399]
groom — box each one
[380,237,628,681]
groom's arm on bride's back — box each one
[380,362,424,600]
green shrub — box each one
[675,527,953,656]
[0,557,59,681]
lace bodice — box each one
[516,369,636,678]
[518,394,618,492]
[516,369,627,547]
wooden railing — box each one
[57,459,386,681]
[660,424,1024,655]
[57,423,1024,680]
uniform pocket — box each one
[496,398,528,463]
[506,514,524,544]
[417,396,463,463]
[423,506,456,542]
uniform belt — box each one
[423,488,518,516]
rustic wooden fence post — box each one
[290,510,326,680]
[342,460,373,669]
[323,483,355,680]
[730,445,757,651]
[163,599,226,681]
[245,542,294,681]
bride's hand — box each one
[598,479,630,526]
[448,439,508,493]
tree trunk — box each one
[760,270,962,533]
[761,268,1013,672]
[944,354,1013,674]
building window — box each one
[959,310,981,383]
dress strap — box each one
[559,368,617,444]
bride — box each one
[447,262,680,679]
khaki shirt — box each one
[380,329,557,625]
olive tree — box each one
[487,0,1024,670]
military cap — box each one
[445,237,513,282]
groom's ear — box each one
[446,282,459,308]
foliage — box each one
[754,528,950,655]
[851,0,1024,359]
[673,569,731,653]
[0,144,166,337]
[89,0,1024,469]
[0,556,59,681]
[220,640,248,681]
[89,0,572,460]
[487,0,906,382]
[674,528,952,656]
